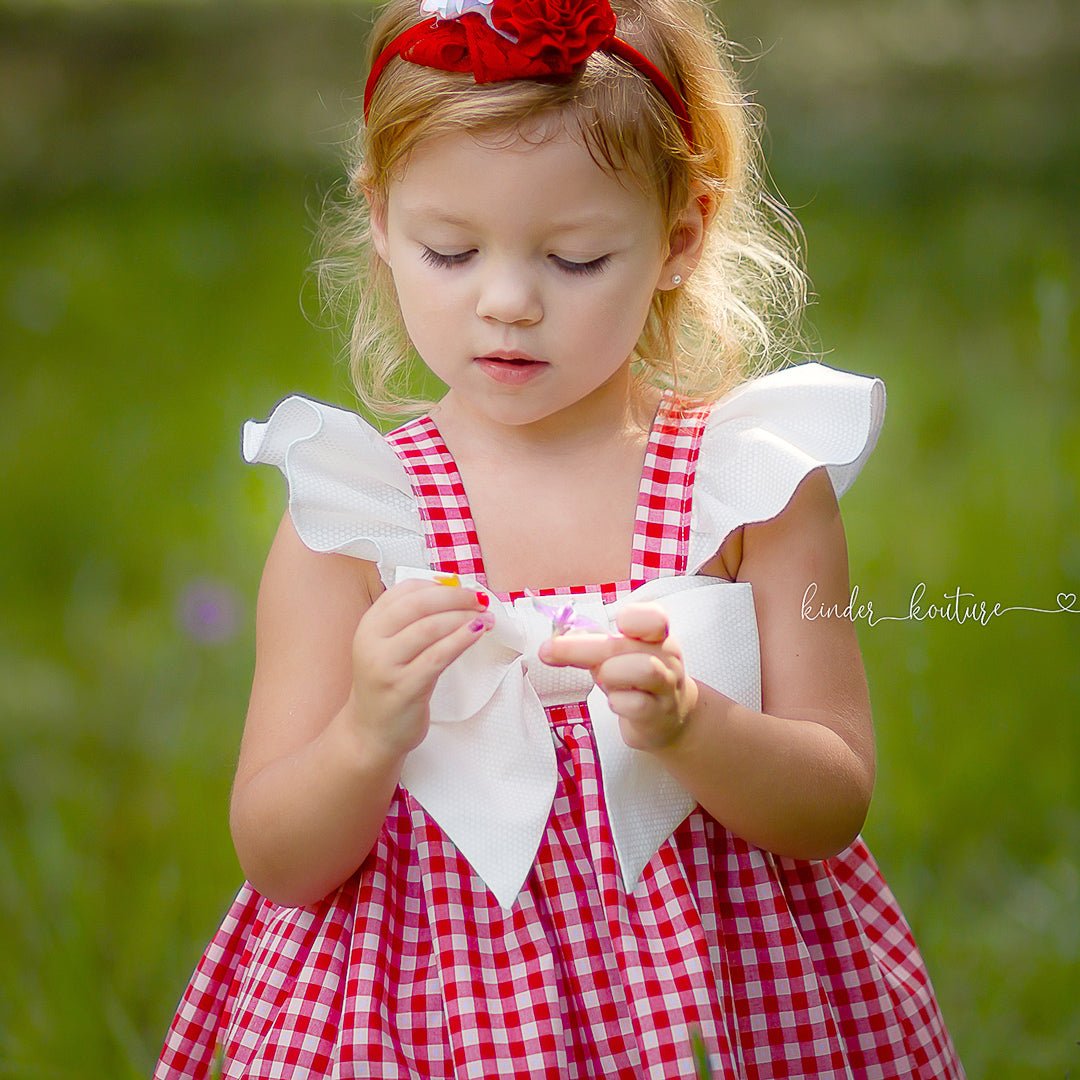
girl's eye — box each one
[420,246,473,269]
[553,255,611,276]
[418,246,611,276]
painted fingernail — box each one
[469,618,489,633]
[475,591,490,609]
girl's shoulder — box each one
[685,361,886,577]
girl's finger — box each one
[541,630,664,669]
[371,579,488,638]
[604,688,655,719]
[597,652,675,695]
[614,603,669,643]
[401,611,495,691]
[377,608,495,669]
[539,632,619,668]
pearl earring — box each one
[672,274,683,286]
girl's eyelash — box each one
[420,247,472,269]
[419,247,610,276]
[556,255,610,276]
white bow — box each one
[393,566,763,910]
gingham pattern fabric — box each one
[155,388,964,1079]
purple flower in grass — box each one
[178,578,240,644]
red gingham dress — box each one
[155,389,965,1079]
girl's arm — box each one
[542,465,875,859]
[652,465,876,859]
[230,512,490,907]
[228,512,405,907]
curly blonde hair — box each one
[315,0,812,422]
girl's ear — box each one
[658,181,710,291]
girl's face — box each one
[370,118,685,433]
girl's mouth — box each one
[475,356,549,384]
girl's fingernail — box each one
[468,618,489,633]
[475,591,490,609]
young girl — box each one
[156,1,965,1076]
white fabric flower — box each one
[420,0,496,21]
[419,0,518,41]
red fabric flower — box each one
[404,14,520,82]
[403,1,616,84]
[405,20,471,72]
[491,0,616,75]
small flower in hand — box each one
[538,601,699,752]
[528,592,604,637]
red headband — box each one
[363,0,696,153]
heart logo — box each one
[1056,592,1077,612]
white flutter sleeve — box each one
[241,395,429,589]
[687,361,887,575]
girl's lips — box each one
[475,357,549,385]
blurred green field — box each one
[1,3,1078,1078]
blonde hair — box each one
[315,0,811,422]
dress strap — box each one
[633,394,713,578]
[385,415,486,581]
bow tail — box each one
[589,580,764,894]
[400,659,558,911]
[588,684,696,894]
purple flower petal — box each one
[529,595,604,636]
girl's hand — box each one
[349,577,493,759]
[538,602,699,752]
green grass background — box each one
[1,2,1077,1077]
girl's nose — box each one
[475,262,543,326]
